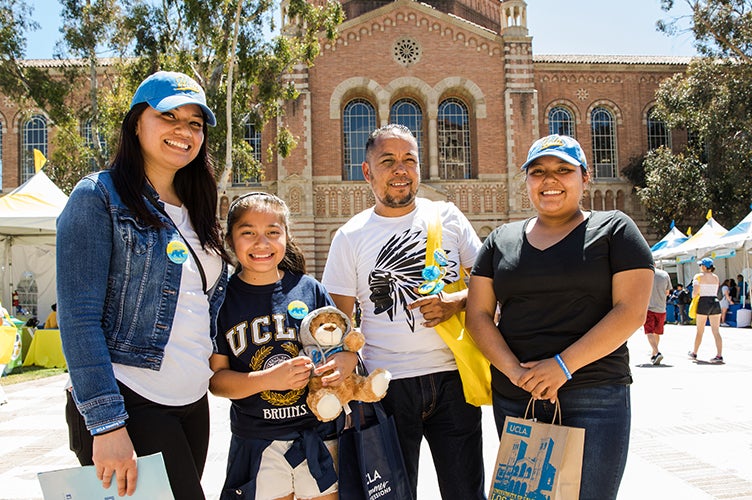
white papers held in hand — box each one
[37,452,174,499]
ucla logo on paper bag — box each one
[490,435,559,500]
[506,421,531,438]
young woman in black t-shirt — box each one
[466,135,654,500]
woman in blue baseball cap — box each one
[689,258,724,363]
[57,71,229,498]
[466,134,655,499]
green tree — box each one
[638,147,710,232]
[0,0,72,122]
[116,0,344,192]
[639,1,752,230]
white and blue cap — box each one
[130,71,216,127]
[699,257,714,268]
[520,134,588,171]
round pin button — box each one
[288,300,309,319]
[166,240,189,264]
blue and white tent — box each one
[661,218,728,260]
[709,210,752,252]
[651,225,689,261]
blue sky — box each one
[23,0,698,59]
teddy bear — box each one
[299,306,391,422]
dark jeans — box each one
[492,384,631,500]
[675,303,689,324]
[380,370,486,500]
[66,383,210,500]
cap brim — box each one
[521,150,584,170]
[149,95,217,127]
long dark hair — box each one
[110,102,227,259]
[225,192,306,275]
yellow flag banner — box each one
[706,209,713,220]
[33,149,47,172]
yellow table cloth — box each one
[22,329,67,369]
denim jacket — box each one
[56,171,228,433]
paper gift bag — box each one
[489,402,584,500]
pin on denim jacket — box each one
[56,171,228,434]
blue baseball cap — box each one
[130,71,216,127]
[699,257,714,268]
[521,134,588,171]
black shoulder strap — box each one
[144,192,208,294]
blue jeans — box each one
[380,370,486,500]
[492,384,630,500]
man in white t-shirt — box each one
[322,124,485,499]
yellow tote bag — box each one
[425,209,492,406]
[688,295,699,319]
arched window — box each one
[389,98,424,175]
[647,107,671,150]
[22,114,47,183]
[343,99,376,181]
[233,119,262,185]
[83,118,108,171]
[591,107,617,179]
[548,106,575,137]
[438,98,471,179]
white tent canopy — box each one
[704,210,752,253]
[660,217,728,260]
[651,226,689,261]
[0,171,68,319]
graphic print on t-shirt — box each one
[368,227,457,332]
[224,319,306,408]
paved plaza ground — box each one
[1,323,751,499]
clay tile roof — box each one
[533,54,694,65]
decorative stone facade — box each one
[0,0,691,279]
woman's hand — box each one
[516,358,567,403]
[315,351,359,387]
[92,427,138,496]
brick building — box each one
[1,0,691,279]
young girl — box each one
[210,192,354,500]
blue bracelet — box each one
[91,420,126,436]
[554,354,573,380]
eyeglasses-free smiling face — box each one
[362,133,421,217]
[136,104,205,176]
[229,208,288,285]
[525,156,589,220]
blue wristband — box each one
[91,420,126,436]
[554,354,573,380]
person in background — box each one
[43,303,58,329]
[57,71,229,498]
[689,258,724,363]
[719,279,734,327]
[736,274,748,304]
[322,124,485,499]
[674,284,691,325]
[644,268,671,364]
[210,192,350,500]
[466,134,654,500]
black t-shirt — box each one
[215,271,333,439]
[472,210,654,400]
